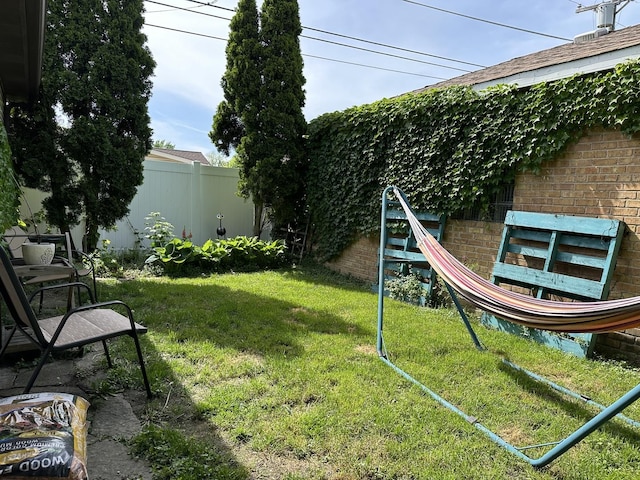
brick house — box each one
[327,24,640,362]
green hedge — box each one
[0,122,19,231]
[307,60,640,262]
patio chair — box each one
[0,245,152,398]
[3,227,98,307]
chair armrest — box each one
[71,250,95,269]
[28,281,96,304]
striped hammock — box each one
[392,187,640,333]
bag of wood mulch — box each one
[0,393,89,479]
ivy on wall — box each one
[0,122,19,231]
[307,60,640,262]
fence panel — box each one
[98,160,254,250]
[19,160,257,252]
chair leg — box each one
[0,325,17,361]
[92,273,98,302]
[101,340,112,368]
[24,347,53,394]
[131,333,152,399]
[38,290,44,314]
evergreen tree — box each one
[256,0,307,229]
[210,0,307,236]
[8,0,155,251]
[210,0,260,157]
[153,140,176,150]
[210,0,264,235]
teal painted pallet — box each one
[482,210,625,357]
[375,200,445,306]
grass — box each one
[95,263,640,479]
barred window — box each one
[453,182,514,223]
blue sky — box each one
[141,0,640,156]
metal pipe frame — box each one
[376,186,640,468]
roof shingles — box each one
[414,24,640,92]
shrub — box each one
[147,236,289,274]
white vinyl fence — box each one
[20,160,256,252]
[99,160,255,250]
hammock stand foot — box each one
[376,185,640,468]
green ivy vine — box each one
[0,122,19,232]
[307,60,640,262]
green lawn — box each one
[99,265,640,479]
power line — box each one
[145,1,475,73]
[302,35,472,72]
[146,0,231,21]
[303,54,446,80]
[401,0,573,42]
[143,23,443,78]
[144,22,227,42]
[302,25,486,69]
[146,0,217,14]
[179,0,484,69]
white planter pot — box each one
[21,243,55,265]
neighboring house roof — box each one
[147,149,211,166]
[0,0,46,103]
[413,23,640,92]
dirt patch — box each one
[354,344,377,356]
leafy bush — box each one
[385,271,425,305]
[0,124,19,231]
[147,236,289,274]
[90,239,161,279]
[144,212,174,247]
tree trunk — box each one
[253,202,263,238]
[85,221,100,253]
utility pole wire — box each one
[302,35,473,72]
[302,25,485,68]
[401,0,573,42]
[143,23,444,79]
[176,0,485,69]
[145,0,476,72]
[303,54,447,80]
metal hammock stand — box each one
[376,185,640,468]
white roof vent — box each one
[573,27,609,44]
[574,0,632,43]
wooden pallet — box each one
[377,200,446,306]
[482,210,625,357]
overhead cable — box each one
[145,0,474,72]
[143,23,443,78]
[401,0,573,42]
[303,54,446,80]
[176,0,484,69]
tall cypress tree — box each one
[8,0,155,250]
[210,0,260,157]
[210,0,265,236]
[257,0,307,229]
[210,0,307,236]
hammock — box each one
[391,186,640,333]
[377,187,640,468]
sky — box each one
[141,0,640,156]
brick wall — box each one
[327,128,640,363]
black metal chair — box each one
[3,228,99,304]
[0,245,152,398]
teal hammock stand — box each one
[376,185,640,468]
